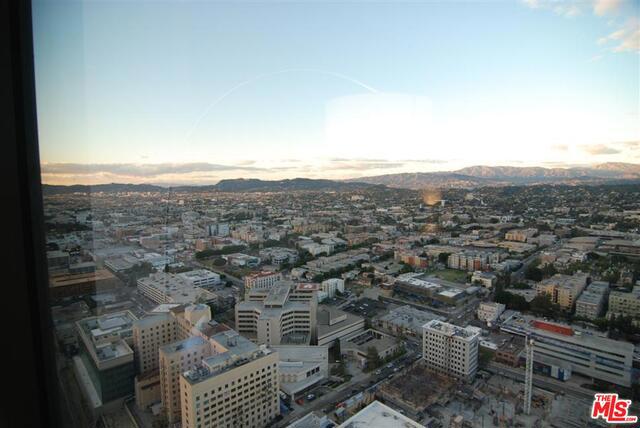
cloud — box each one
[551,144,569,151]
[524,1,638,54]
[579,144,621,155]
[594,0,623,16]
[598,19,640,52]
[325,158,405,171]
[522,0,583,17]
[40,162,266,177]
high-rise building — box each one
[75,311,138,408]
[160,336,212,423]
[236,281,317,346]
[180,331,280,428]
[132,304,213,413]
[422,320,479,381]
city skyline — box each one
[33,0,639,185]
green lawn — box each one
[430,269,469,283]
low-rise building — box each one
[608,285,640,320]
[575,281,609,320]
[471,271,497,288]
[319,278,345,301]
[316,306,365,347]
[376,305,444,337]
[505,228,537,243]
[137,272,218,305]
[536,273,589,310]
[177,269,221,288]
[501,316,634,386]
[337,400,425,428]
[477,302,506,324]
[244,271,283,293]
[274,345,329,400]
[341,329,399,369]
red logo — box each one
[591,393,638,424]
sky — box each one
[33,0,640,185]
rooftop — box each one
[338,400,424,428]
[423,320,479,340]
[182,331,272,384]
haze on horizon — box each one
[33,0,639,186]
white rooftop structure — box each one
[338,401,425,428]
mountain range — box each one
[41,178,381,195]
[346,163,640,189]
[41,163,640,194]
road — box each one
[510,241,563,283]
[272,350,421,427]
[192,260,244,287]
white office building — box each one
[177,269,221,288]
[422,320,479,381]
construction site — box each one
[369,359,604,428]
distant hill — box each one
[347,163,640,189]
[42,178,380,195]
[42,183,166,195]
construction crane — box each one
[524,335,534,415]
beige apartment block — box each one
[160,336,213,424]
[536,273,588,310]
[180,331,280,428]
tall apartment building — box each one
[160,336,212,423]
[132,304,213,413]
[422,320,479,381]
[180,331,280,428]
[137,271,217,305]
[133,304,211,375]
[244,271,282,293]
[608,285,640,320]
[536,272,589,310]
[575,281,609,320]
[236,281,317,346]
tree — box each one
[212,257,226,266]
[495,291,529,311]
[365,346,382,371]
[438,252,451,264]
[529,293,561,318]
[525,266,543,282]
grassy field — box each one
[430,269,469,283]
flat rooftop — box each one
[338,400,424,428]
[50,268,116,287]
[423,320,479,340]
[182,331,271,385]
